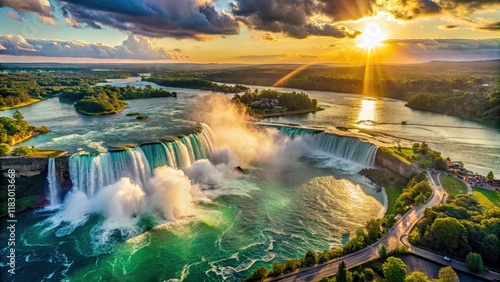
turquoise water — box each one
[1,78,497,281]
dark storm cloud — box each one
[375,0,500,21]
[384,38,500,61]
[56,0,239,39]
[230,0,362,38]
[0,34,189,60]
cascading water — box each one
[68,124,214,197]
[276,126,378,167]
[47,158,60,206]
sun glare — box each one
[358,22,385,50]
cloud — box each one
[251,32,278,42]
[476,21,500,31]
[439,24,459,30]
[231,0,362,39]
[0,0,55,23]
[56,0,239,40]
[7,11,20,21]
[383,38,500,61]
[374,0,500,21]
[0,34,189,60]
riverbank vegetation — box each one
[233,89,320,117]
[359,169,409,215]
[60,85,175,115]
[384,142,448,170]
[146,76,249,93]
[405,84,500,126]
[409,194,500,268]
[0,71,130,109]
[0,110,50,156]
[394,172,432,214]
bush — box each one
[465,252,484,273]
[12,145,34,156]
[303,250,317,267]
[247,266,268,281]
[0,143,12,156]
[268,262,285,277]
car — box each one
[444,256,451,262]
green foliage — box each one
[388,245,409,256]
[465,252,484,273]
[487,171,495,180]
[378,244,387,260]
[247,266,268,281]
[411,195,499,267]
[336,261,348,282]
[303,250,317,267]
[0,143,12,156]
[136,115,148,120]
[284,258,302,273]
[438,266,459,282]
[405,271,428,282]
[235,89,318,113]
[422,217,468,255]
[406,85,500,126]
[126,112,141,116]
[363,268,374,281]
[268,262,285,277]
[147,76,249,93]
[395,173,431,214]
[382,257,407,282]
[36,125,50,133]
[12,145,35,156]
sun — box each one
[357,22,385,50]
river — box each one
[0,78,497,281]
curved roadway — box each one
[270,172,499,282]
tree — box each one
[0,143,11,156]
[465,252,484,273]
[420,141,429,155]
[486,171,494,180]
[363,268,374,281]
[249,266,268,281]
[378,244,388,259]
[405,271,428,282]
[422,217,468,255]
[438,266,459,282]
[303,250,317,267]
[412,143,420,153]
[336,261,348,282]
[268,262,285,277]
[382,257,407,282]
[13,110,23,122]
[365,219,382,243]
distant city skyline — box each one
[0,0,499,64]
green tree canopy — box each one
[336,261,348,282]
[422,217,468,255]
[405,271,428,282]
[382,257,407,282]
[438,266,459,282]
[465,252,484,273]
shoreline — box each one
[256,107,324,119]
[0,98,42,111]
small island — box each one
[60,84,176,116]
[0,110,54,156]
[233,89,322,118]
[146,76,250,93]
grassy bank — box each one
[473,188,500,208]
[359,169,408,215]
[0,98,42,111]
[439,175,468,196]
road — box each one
[270,172,499,282]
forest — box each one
[405,85,500,126]
[146,76,249,93]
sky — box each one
[0,0,498,64]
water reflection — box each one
[357,99,377,128]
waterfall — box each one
[277,126,377,167]
[47,158,60,206]
[68,125,214,197]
